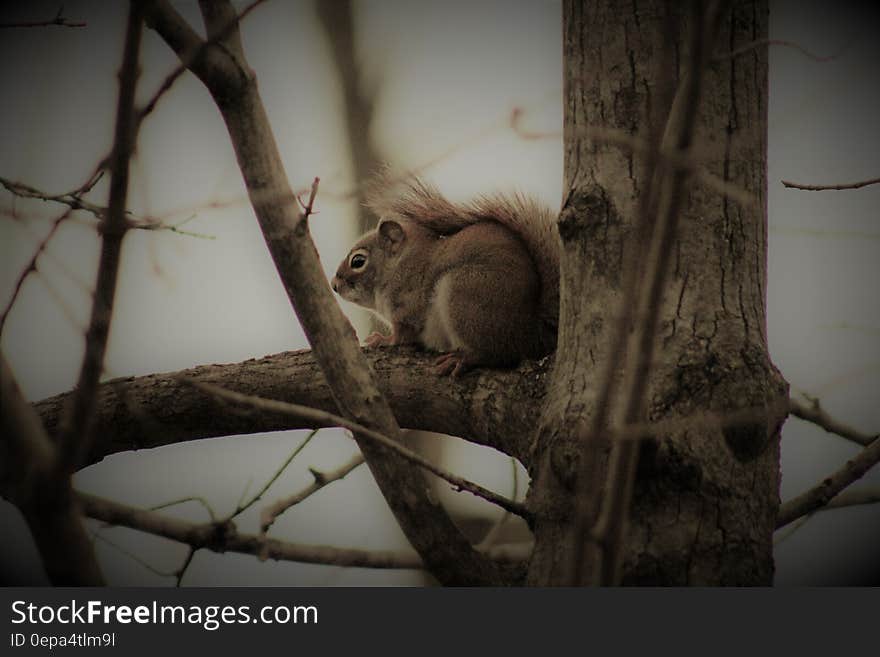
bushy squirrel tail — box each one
[366,175,560,353]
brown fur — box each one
[332,176,559,373]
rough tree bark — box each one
[525,0,787,584]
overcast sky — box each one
[1,1,877,585]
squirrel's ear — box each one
[378,220,406,254]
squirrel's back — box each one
[367,177,560,352]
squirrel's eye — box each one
[350,253,367,269]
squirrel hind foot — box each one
[432,352,476,377]
[364,331,394,348]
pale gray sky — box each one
[0,0,877,585]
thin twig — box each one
[0,209,72,334]
[226,429,318,520]
[56,3,142,473]
[0,175,214,237]
[185,379,532,522]
[776,436,880,528]
[0,176,107,218]
[788,396,874,447]
[14,221,95,297]
[716,38,853,63]
[508,111,759,211]
[80,491,425,570]
[569,125,758,210]
[477,457,520,549]
[149,495,217,522]
[781,176,880,191]
[34,270,87,333]
[175,547,196,587]
[260,453,365,535]
[91,529,179,578]
[296,177,321,219]
[0,7,86,29]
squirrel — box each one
[331,177,559,376]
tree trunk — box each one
[526,0,787,585]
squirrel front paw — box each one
[433,352,474,377]
[364,331,395,348]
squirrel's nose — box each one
[331,277,339,293]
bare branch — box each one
[33,269,87,333]
[573,124,758,210]
[226,429,318,520]
[260,453,364,535]
[0,8,86,29]
[296,177,321,220]
[175,547,196,587]
[0,175,214,237]
[477,457,520,550]
[0,208,73,334]
[91,529,179,579]
[0,176,106,218]
[79,491,425,570]
[716,38,852,63]
[149,496,217,522]
[776,436,880,528]
[788,396,874,447]
[35,349,542,469]
[823,487,880,510]
[56,3,143,472]
[774,487,880,543]
[781,176,880,192]
[186,379,532,522]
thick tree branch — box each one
[776,436,880,528]
[186,380,532,522]
[135,0,266,128]
[139,0,230,89]
[35,350,544,468]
